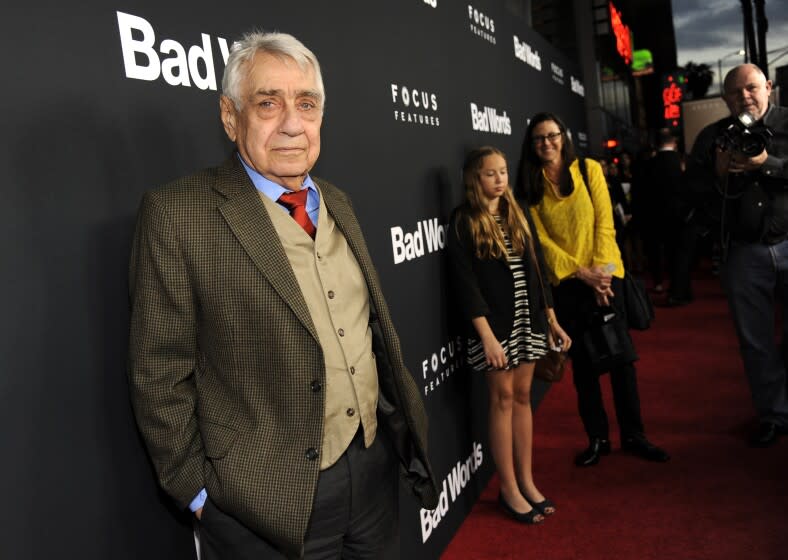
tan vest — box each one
[259,188,379,469]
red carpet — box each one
[441,267,788,560]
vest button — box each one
[338,328,345,337]
[305,448,319,461]
[346,408,355,417]
[328,290,335,299]
[310,380,322,392]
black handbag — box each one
[581,307,638,375]
[622,273,654,330]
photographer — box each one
[685,64,788,447]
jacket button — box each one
[328,290,335,299]
[350,366,356,375]
[346,408,355,417]
[310,380,322,392]
[338,328,345,337]
[305,448,318,461]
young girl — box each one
[447,146,571,523]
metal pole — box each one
[754,0,769,78]
[718,59,723,95]
[742,0,758,65]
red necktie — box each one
[278,189,316,239]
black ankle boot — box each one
[574,438,611,467]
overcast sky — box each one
[672,0,788,90]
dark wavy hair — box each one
[515,112,577,206]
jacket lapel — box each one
[214,157,319,343]
[317,178,381,299]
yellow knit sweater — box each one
[530,158,624,285]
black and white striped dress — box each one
[466,216,548,373]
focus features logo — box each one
[513,35,541,70]
[470,102,512,135]
[391,84,440,127]
[390,217,447,264]
[422,0,437,7]
[117,11,229,90]
[571,75,586,96]
[421,336,463,396]
[420,441,484,542]
[467,5,496,44]
[550,62,565,85]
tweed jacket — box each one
[127,155,438,558]
[447,204,553,341]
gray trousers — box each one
[198,429,398,559]
[721,238,788,426]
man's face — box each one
[723,66,772,120]
[221,52,323,190]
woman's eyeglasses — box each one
[532,131,562,144]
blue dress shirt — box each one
[238,153,320,225]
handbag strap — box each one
[523,216,553,334]
[526,158,589,336]
[577,157,625,276]
[578,156,589,193]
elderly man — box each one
[128,31,438,559]
[686,63,788,447]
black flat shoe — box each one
[622,437,670,462]
[498,493,544,524]
[574,438,611,467]
[524,495,556,516]
[749,422,787,447]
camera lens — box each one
[738,134,767,157]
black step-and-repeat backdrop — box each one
[1,2,586,558]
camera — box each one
[715,112,773,157]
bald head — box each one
[723,63,772,120]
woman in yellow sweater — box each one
[517,112,669,467]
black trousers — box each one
[641,219,679,288]
[554,279,646,442]
[198,429,398,560]
[668,220,704,301]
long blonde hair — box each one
[461,146,533,260]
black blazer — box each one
[634,149,684,226]
[447,203,553,341]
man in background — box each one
[686,63,788,447]
[636,128,684,298]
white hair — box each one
[221,31,325,111]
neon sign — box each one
[609,1,632,65]
[662,73,686,128]
[631,49,654,76]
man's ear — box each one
[220,95,238,142]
